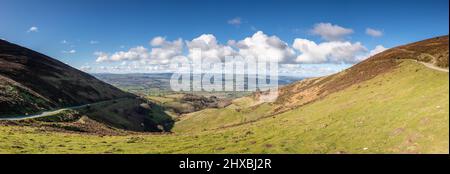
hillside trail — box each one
[0,98,128,121]
[420,62,449,72]
[395,48,449,73]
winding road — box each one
[0,98,125,121]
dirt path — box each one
[420,62,449,72]
[395,48,449,73]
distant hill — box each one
[0,40,134,116]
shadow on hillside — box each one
[79,98,175,132]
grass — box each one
[173,101,273,132]
[34,109,81,122]
[0,60,448,153]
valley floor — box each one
[0,60,448,154]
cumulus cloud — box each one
[228,17,242,26]
[310,23,353,41]
[95,32,296,65]
[79,65,92,72]
[150,37,184,64]
[150,36,166,46]
[95,52,109,62]
[355,45,387,61]
[369,45,387,56]
[235,31,295,62]
[94,30,387,73]
[186,34,236,60]
[62,49,76,54]
[366,28,383,37]
[61,40,68,44]
[96,37,184,64]
[27,26,38,33]
[109,46,149,62]
[293,39,367,63]
[90,40,99,44]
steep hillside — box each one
[174,36,449,132]
[0,40,134,116]
[0,40,173,132]
[273,35,448,114]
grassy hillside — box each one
[174,36,449,133]
[1,60,447,153]
[147,93,232,118]
[173,97,273,132]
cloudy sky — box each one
[0,0,448,77]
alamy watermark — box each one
[169,49,279,102]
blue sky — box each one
[0,0,448,76]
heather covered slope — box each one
[272,35,448,114]
[0,40,175,132]
[0,40,134,116]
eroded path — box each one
[395,48,449,73]
[420,62,449,72]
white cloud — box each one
[100,32,295,64]
[356,45,387,61]
[369,45,387,56]
[293,38,367,63]
[62,49,76,54]
[228,17,242,26]
[186,34,236,60]
[79,65,92,72]
[95,52,109,62]
[149,37,184,64]
[96,37,184,64]
[227,40,236,46]
[93,30,388,74]
[109,46,149,62]
[366,28,383,37]
[90,40,99,44]
[61,40,68,44]
[150,36,166,46]
[235,31,296,62]
[27,26,38,33]
[310,23,353,41]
